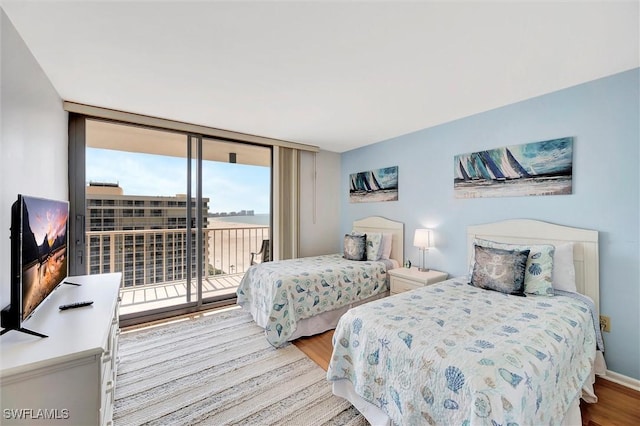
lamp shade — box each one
[413,228,432,249]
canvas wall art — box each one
[454,137,573,199]
[350,166,398,203]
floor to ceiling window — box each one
[200,138,271,301]
[78,119,271,324]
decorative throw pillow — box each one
[343,234,366,261]
[552,242,576,292]
[471,238,555,296]
[470,245,529,296]
[380,232,393,260]
[365,232,383,261]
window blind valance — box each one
[63,101,319,153]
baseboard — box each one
[600,369,640,392]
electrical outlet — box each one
[599,315,611,333]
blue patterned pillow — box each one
[470,245,530,296]
[473,238,555,296]
[365,232,384,261]
[343,234,366,261]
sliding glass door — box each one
[76,118,271,324]
[200,138,271,301]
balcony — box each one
[86,224,269,315]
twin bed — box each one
[236,216,404,347]
[237,217,604,425]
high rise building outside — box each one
[86,182,209,287]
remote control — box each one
[59,301,94,310]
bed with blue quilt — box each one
[327,219,607,426]
[237,216,404,347]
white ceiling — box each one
[2,1,638,153]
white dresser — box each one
[1,273,121,425]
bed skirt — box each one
[246,291,389,343]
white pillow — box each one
[380,232,393,260]
[552,242,576,292]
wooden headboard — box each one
[353,216,404,266]
[467,219,599,313]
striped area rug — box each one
[114,307,366,425]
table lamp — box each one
[413,228,433,272]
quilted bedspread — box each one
[327,278,598,425]
[236,254,390,347]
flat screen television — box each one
[1,194,69,337]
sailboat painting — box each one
[350,166,398,203]
[454,137,573,199]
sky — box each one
[86,148,271,214]
[23,196,68,245]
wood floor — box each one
[293,330,640,425]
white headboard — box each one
[467,219,599,313]
[353,216,404,266]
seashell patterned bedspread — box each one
[327,278,597,425]
[237,254,391,347]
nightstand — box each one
[388,267,448,295]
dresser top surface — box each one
[1,273,121,377]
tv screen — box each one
[19,195,69,321]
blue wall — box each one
[341,68,639,380]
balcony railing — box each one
[85,225,269,312]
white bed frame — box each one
[467,219,599,313]
[353,216,404,266]
[334,219,601,426]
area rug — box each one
[114,307,366,425]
